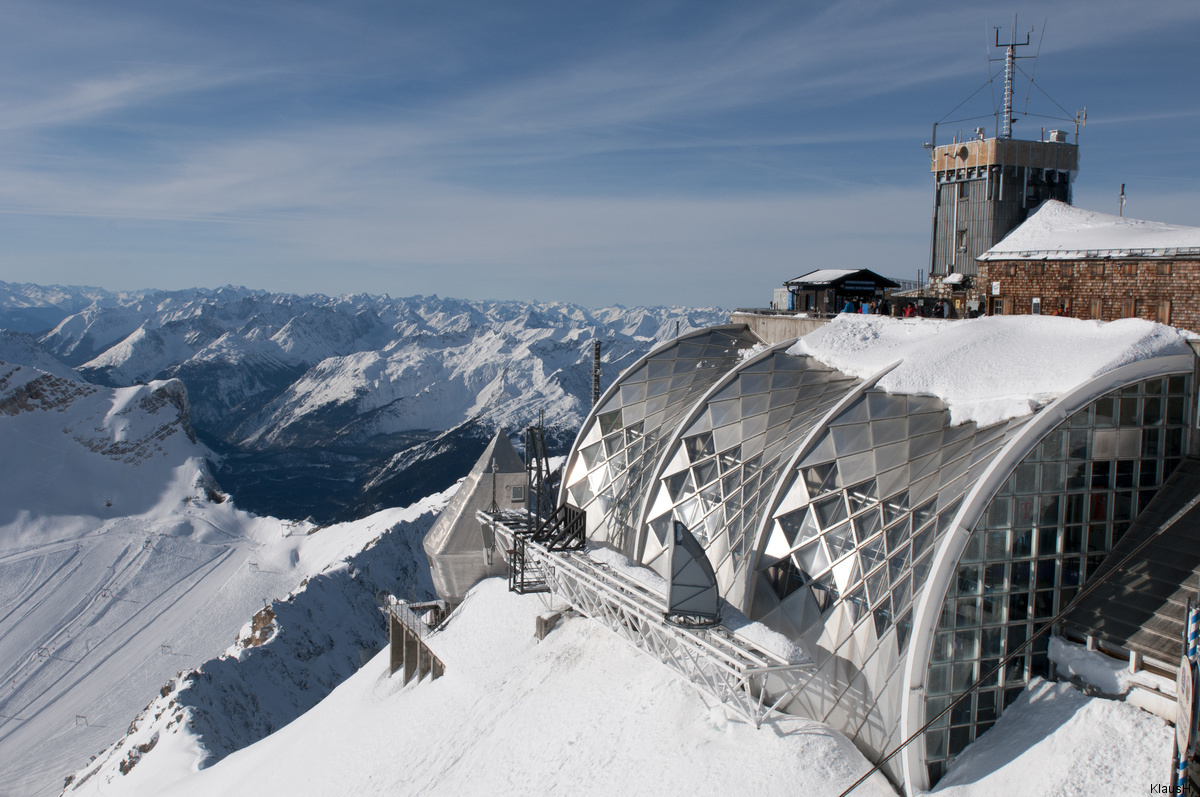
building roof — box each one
[784,268,901,289]
[979,199,1200,261]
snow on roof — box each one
[788,315,1195,427]
[980,200,1200,260]
[785,269,860,285]
[943,272,965,285]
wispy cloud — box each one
[0,0,1197,304]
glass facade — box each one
[921,374,1191,784]
[563,326,761,555]
[756,389,1027,781]
[560,322,1192,792]
[639,349,859,596]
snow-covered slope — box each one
[75,578,1172,797]
[107,579,897,797]
[928,678,1171,796]
[0,364,435,796]
[62,495,448,796]
[0,332,81,380]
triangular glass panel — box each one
[823,521,854,560]
[867,391,903,420]
[711,423,742,457]
[831,554,861,594]
[717,445,742,474]
[647,358,673,380]
[814,493,848,529]
[692,458,718,489]
[908,411,944,438]
[778,508,804,547]
[762,521,791,564]
[881,490,910,525]
[579,441,604,469]
[860,533,886,572]
[794,539,830,577]
[871,417,908,447]
[597,409,622,436]
[799,433,837,468]
[854,506,883,541]
[665,471,689,502]
[912,496,937,529]
[741,392,770,418]
[829,397,871,427]
[619,382,647,405]
[831,422,872,457]
[684,432,714,462]
[846,478,878,513]
[741,371,771,396]
[804,461,839,496]
[740,412,768,441]
[885,515,911,553]
[602,432,623,459]
[865,566,888,608]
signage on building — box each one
[843,280,877,291]
[992,281,1001,296]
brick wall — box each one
[969,258,1200,333]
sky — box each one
[0,0,1197,309]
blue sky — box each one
[0,1,1197,308]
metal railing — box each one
[480,509,814,727]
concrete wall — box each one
[728,312,830,345]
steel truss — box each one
[480,510,814,727]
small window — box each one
[1157,300,1172,325]
[1090,298,1103,320]
[956,230,968,253]
[510,485,525,503]
[1121,298,1137,318]
[957,181,969,200]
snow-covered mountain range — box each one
[1,281,727,521]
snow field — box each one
[158,578,897,797]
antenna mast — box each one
[995,19,1031,139]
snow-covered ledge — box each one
[1049,636,1177,721]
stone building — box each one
[969,200,1200,332]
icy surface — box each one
[980,200,1200,259]
[789,315,1194,427]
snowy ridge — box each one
[63,494,450,796]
